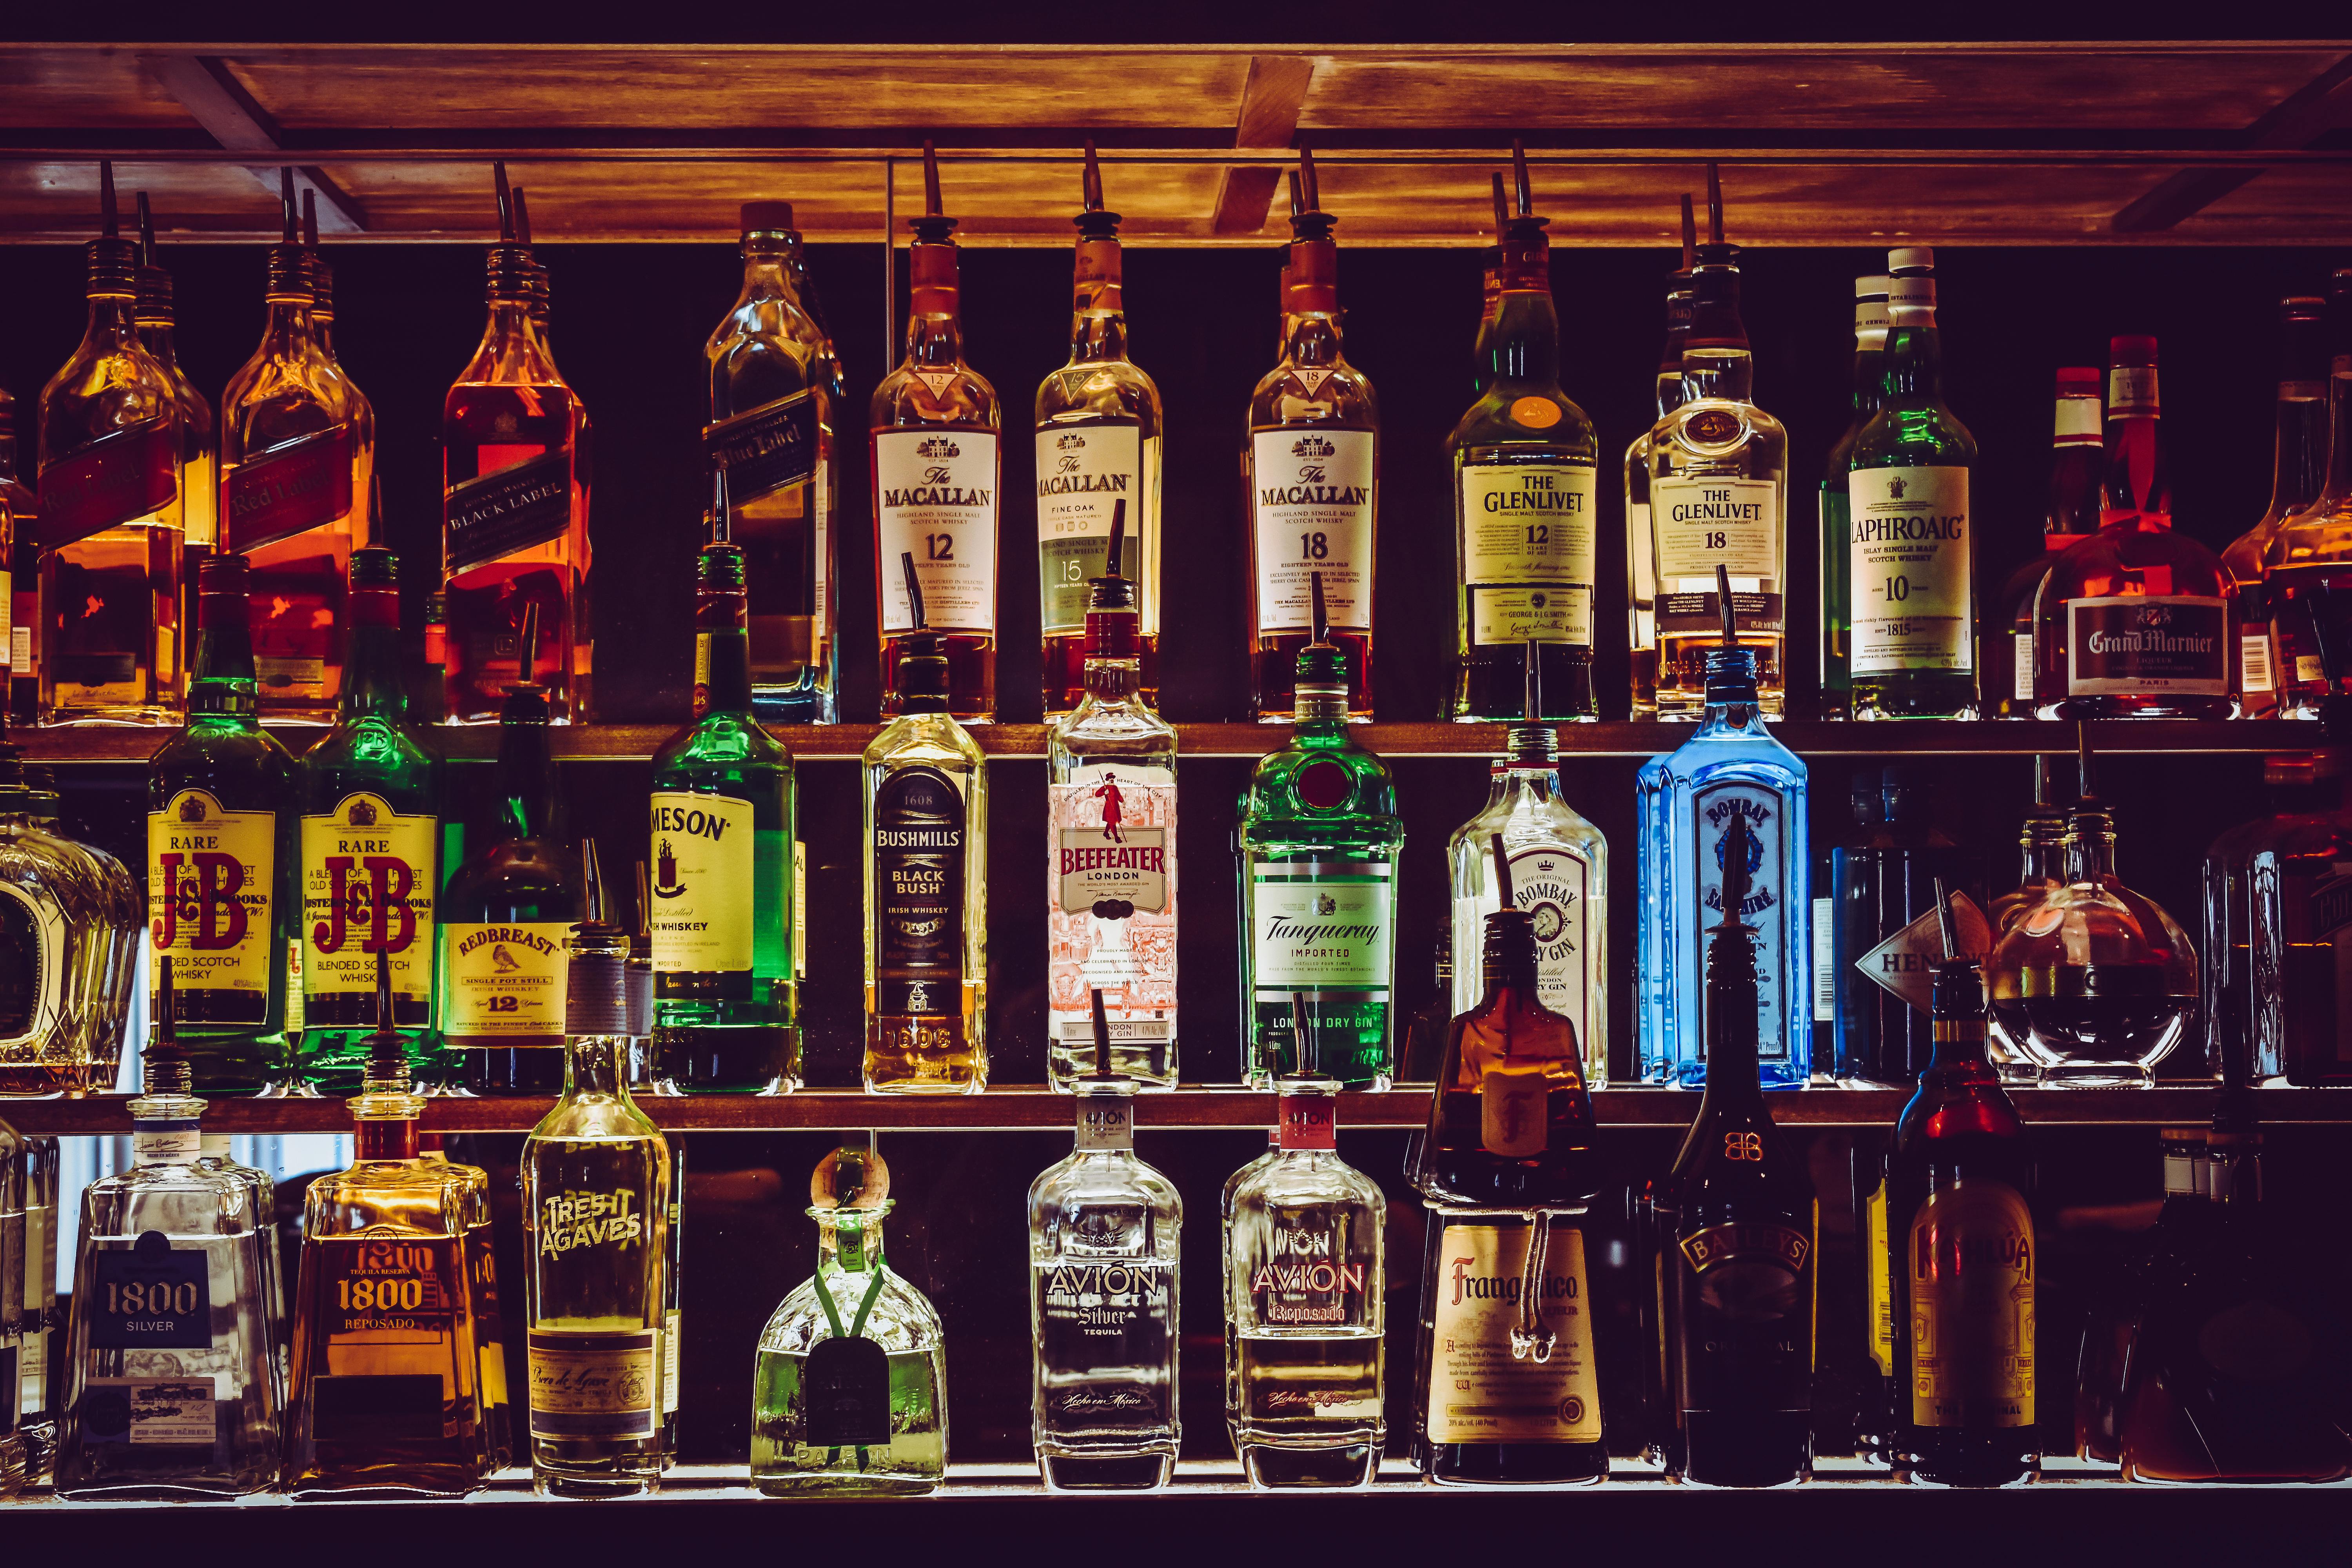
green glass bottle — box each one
[650,543,799,1094]
[1237,575,1403,1089]
[294,545,445,1092]
[145,553,297,1093]
[1818,274,1889,719]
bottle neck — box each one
[1849,334,1886,413]
[2018,817,2068,883]
[1083,652,1141,702]
[2069,814,2118,881]
[2103,362,2169,526]
[2313,355,2352,501]
[189,586,261,719]
[495,706,556,839]
[1283,310,1344,367]
[818,1216,886,1272]
[84,290,142,349]
[562,1036,628,1098]
[1683,345,1753,405]
[356,1115,421,1162]
[1490,759,1561,806]
[265,296,317,352]
[1481,286,1560,390]
[1293,680,1350,727]
[1881,317,1943,403]
[1069,235,1128,363]
[2270,376,2329,517]
[1926,964,1995,1075]
[138,319,181,369]
[906,241,964,366]
[696,622,753,716]
[342,586,408,719]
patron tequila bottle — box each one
[2270,272,2352,715]
[1624,196,1695,719]
[1987,368,2105,717]
[1818,274,1889,719]
[133,194,216,629]
[2220,296,2325,718]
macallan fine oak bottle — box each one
[873,145,1000,721]
[1624,195,1695,719]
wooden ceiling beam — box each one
[140,52,368,233]
[2112,50,2352,233]
[1210,54,1316,236]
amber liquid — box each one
[1042,630,1158,717]
[40,524,183,722]
[863,981,986,1094]
[245,528,352,722]
[441,381,590,724]
[879,635,994,723]
[1251,628,1372,721]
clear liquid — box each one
[1230,1330,1384,1488]
[748,1344,946,1496]
[1031,1257,1176,1454]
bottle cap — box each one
[1887,245,1934,274]
[810,1144,892,1215]
[564,922,631,1037]
[1854,274,1891,300]
[2055,366,2101,393]
[740,200,794,234]
[2110,334,2159,366]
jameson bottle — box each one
[1817,274,1889,718]
[649,544,799,1094]
[146,554,297,1094]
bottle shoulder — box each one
[1047,700,1178,761]
[1229,1152,1387,1222]
[652,713,798,776]
[525,1095,666,1147]
[1036,361,1163,429]
[2042,520,2232,596]
[871,366,1001,430]
[1851,404,1980,468]
[863,713,987,771]
[150,728,300,794]
[1248,360,1379,428]
[1449,392,1599,461]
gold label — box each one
[1508,395,1562,430]
[441,921,571,1036]
[147,791,275,996]
[1908,1178,2035,1428]
[299,791,436,1007]
[1479,1063,1550,1158]
[648,791,755,974]
[526,1329,658,1439]
[1867,1182,1893,1377]
[1425,1225,1600,1445]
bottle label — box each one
[445,447,573,575]
[87,1231,212,1349]
[1425,1223,1601,1445]
[706,389,819,507]
[1459,463,1597,648]
[648,791,756,976]
[1907,1178,2036,1428]
[299,792,436,1014]
[565,953,628,1037]
[1450,843,1592,1046]
[1278,1094,1337,1151]
[38,419,178,551]
[2064,595,2227,697]
[1866,1183,1893,1377]
[148,790,277,1016]
[1691,783,1792,1064]
[1810,895,1835,1022]
[441,920,572,1037]
[873,765,970,1017]
[1049,766,1176,1031]
[1250,862,1394,993]
[77,1378,220,1446]
[0,881,70,1054]
[1249,1212,1367,1332]
[1855,894,1992,1014]
[1036,1260,1171,1426]
[804,1333,893,1446]
[225,424,354,554]
[284,938,305,1033]
[1250,428,1376,633]
[2108,364,2158,417]
[1037,424,1148,635]
[131,1126,202,1165]
[320,1236,463,1335]
[2013,631,2035,701]
[1651,475,1777,577]
[1847,466,1972,674]
[2240,629,2275,693]
[526,1329,659,1440]
[536,1185,649,1258]
[1074,1094,1135,1150]
[874,428,999,634]
[663,1309,682,1416]
[2053,398,2103,445]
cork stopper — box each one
[810,1144,893,1216]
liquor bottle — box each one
[521,922,673,1497]
[294,546,444,1093]
[1655,813,1818,1487]
[1398,937,1453,1083]
[304,190,377,534]
[1247,152,1379,720]
[750,1143,947,1495]
[1638,169,1789,719]
[36,162,185,724]
[1224,1087,1385,1489]
[649,544,799,1095]
[1624,195,1695,720]
[1448,145,1600,722]
[146,552,298,1094]
[33,766,142,1094]
[2270,269,2352,717]
[0,385,37,727]
[2220,296,2327,719]
[2070,1125,2194,1466]
[419,590,448,725]
[658,1137,683,1467]
[54,959,280,1497]
[15,1131,59,1481]
[1828,766,1986,1086]
[1446,650,1606,1084]
[285,954,488,1497]
[1044,509,1176,1089]
[0,737,136,1094]
[132,194,217,626]
[873,144,1000,721]
[1636,573,1810,1087]
[1237,577,1403,1089]
[1027,991,1183,1490]
[414,1132,511,1472]
[196,1134,284,1398]
[444,608,585,1096]
[1983,757,2065,1083]
[218,174,363,722]
[1469,174,1505,400]
[1841,249,1979,719]
[2201,752,2352,1087]
[864,553,987,1093]
[1987,368,2104,717]
[0,1116,22,1497]
[705,199,838,723]
[2034,336,2236,719]
[1818,274,1890,719]
[1038,145,1163,717]
[443,163,591,724]
[1887,938,2038,1488]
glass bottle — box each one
[2034,335,2236,719]
[295,546,444,1093]
[864,552,988,1093]
[1811,770,1878,1055]
[750,1143,947,1496]
[1829,766,1984,1087]
[1247,155,1379,721]
[1044,511,1176,1089]
[1237,579,1403,1089]
[195,1134,283,1400]
[15,1131,58,1481]
[0,1116,21,1497]
[147,552,298,1094]
[26,766,140,1098]
[1038,146,1163,717]
[2222,296,2327,718]
[303,189,377,558]
[54,960,279,1496]
[0,740,133,1095]
[521,923,672,1497]
[1987,368,2104,717]
[1818,274,1889,719]
[1624,200,1694,720]
[1842,249,1979,719]
[2270,268,2352,716]
[705,200,838,724]
[1448,147,1600,723]
[2201,753,2352,1088]
[415,1132,511,1473]
[649,543,799,1095]
[872,146,1000,721]
[1984,757,2065,1084]
[1027,993,1182,1490]
[1224,1088,1385,1490]
[1398,938,1452,1084]
[36,161,185,725]
[0,385,40,726]
[132,195,216,637]
[442,163,591,724]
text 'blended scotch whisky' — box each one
[1817,273,1889,718]
[1987,368,2104,717]
[1449,145,1599,722]
[1247,152,1379,721]
[1038,145,1163,717]
[874,145,1000,721]
[705,200,839,723]
[1624,194,1696,719]
[442,164,591,724]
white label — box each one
[1651,476,1777,578]
[1848,466,1972,673]
[648,792,756,975]
[1251,428,1375,632]
[2054,399,2102,445]
[1694,782,1793,1065]
[663,1309,681,1416]
[1424,1225,1600,1444]
[1249,864,1393,995]
[2241,630,2275,693]
[2013,631,2036,701]
[441,921,571,1036]
[1450,842,1594,1047]
[132,1128,202,1164]
[875,428,998,633]
[1461,464,1596,585]
[1036,424,1146,635]
[1811,895,1836,1022]
[1472,586,1590,647]
[812,457,830,632]
[88,1378,221,1446]
[1074,1094,1135,1151]
[7,624,25,673]
[1049,764,1177,1029]
[2109,365,2158,416]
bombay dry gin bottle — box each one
[1045,509,1176,1090]
[132,194,216,621]
[1624,200,1695,719]
[521,924,673,1498]
[54,961,280,1497]
[36,162,186,724]
[295,546,444,1093]
[1038,147,1163,717]
[1027,992,1183,1490]
[1247,152,1379,721]
[873,145,1000,721]
[648,544,799,1095]
[1237,578,1402,1089]
[705,200,838,723]
[1448,147,1599,722]
[442,163,591,724]
[1224,1087,1385,1489]
[750,1144,947,1496]
[146,553,297,1094]
[1818,274,1889,719]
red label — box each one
[227,425,353,554]
[39,421,177,550]
[1278,1095,1337,1151]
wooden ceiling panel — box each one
[0,159,280,236]
[2165,159,2352,240]
[0,48,190,130]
